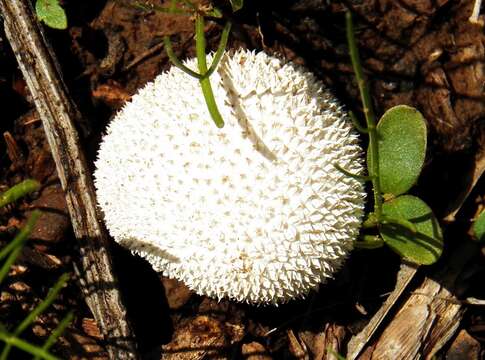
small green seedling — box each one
[0,180,72,360]
[134,0,242,128]
[344,12,443,265]
[35,0,67,30]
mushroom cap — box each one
[94,49,366,304]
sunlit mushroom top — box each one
[94,49,366,304]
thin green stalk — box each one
[163,36,203,79]
[34,312,74,360]
[14,273,70,337]
[0,211,41,282]
[196,14,225,128]
[0,332,59,360]
[202,21,232,79]
[346,12,382,219]
[0,179,40,208]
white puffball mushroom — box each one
[94,49,366,305]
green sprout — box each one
[164,15,231,128]
[158,0,242,128]
[344,12,443,265]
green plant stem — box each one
[202,21,232,79]
[0,210,41,281]
[0,332,59,360]
[346,11,382,219]
[0,179,40,208]
[163,36,203,79]
[196,14,224,128]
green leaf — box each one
[373,105,427,196]
[473,210,485,242]
[229,0,244,12]
[380,195,443,265]
[35,0,67,30]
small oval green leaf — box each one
[373,105,427,196]
[380,195,443,265]
[472,210,485,242]
[36,0,68,30]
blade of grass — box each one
[0,210,41,278]
[0,179,40,208]
[13,273,70,337]
[0,272,69,360]
[0,332,59,360]
[34,312,74,360]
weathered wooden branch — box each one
[347,263,418,359]
[348,241,478,360]
[0,1,138,358]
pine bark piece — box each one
[446,329,481,360]
[0,1,138,358]
[241,342,272,360]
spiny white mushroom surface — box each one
[94,49,366,304]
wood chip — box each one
[241,342,272,360]
[446,329,481,359]
[3,131,24,169]
[82,318,104,340]
[287,329,309,360]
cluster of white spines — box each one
[94,49,365,304]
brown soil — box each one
[1,0,484,359]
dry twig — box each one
[0,1,138,358]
